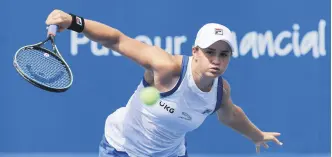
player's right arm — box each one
[45,9,179,73]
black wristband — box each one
[67,13,85,33]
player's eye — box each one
[205,51,214,55]
[220,53,228,57]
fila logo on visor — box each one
[76,17,82,26]
[215,28,223,35]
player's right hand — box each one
[45,9,72,32]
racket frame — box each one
[13,35,73,92]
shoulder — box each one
[160,54,185,76]
[145,54,186,85]
[222,78,231,93]
[144,46,182,74]
[147,46,185,73]
[173,54,184,72]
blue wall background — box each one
[0,0,330,156]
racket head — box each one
[13,42,73,92]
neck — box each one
[191,59,214,92]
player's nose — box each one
[211,56,221,65]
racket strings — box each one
[15,47,71,88]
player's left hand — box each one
[253,132,283,154]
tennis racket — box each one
[13,25,73,92]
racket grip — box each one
[47,25,58,37]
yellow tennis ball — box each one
[139,87,160,106]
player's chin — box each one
[205,71,222,78]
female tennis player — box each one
[46,9,282,157]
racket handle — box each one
[47,25,58,37]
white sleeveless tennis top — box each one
[104,56,223,157]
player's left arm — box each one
[216,78,283,153]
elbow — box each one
[234,105,244,116]
[100,29,122,49]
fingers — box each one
[271,132,281,136]
[45,10,72,31]
[46,15,62,26]
[256,142,269,153]
[45,10,65,26]
[255,132,283,154]
[272,137,283,146]
[263,132,282,145]
[58,27,66,32]
[46,19,62,26]
[256,145,260,154]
